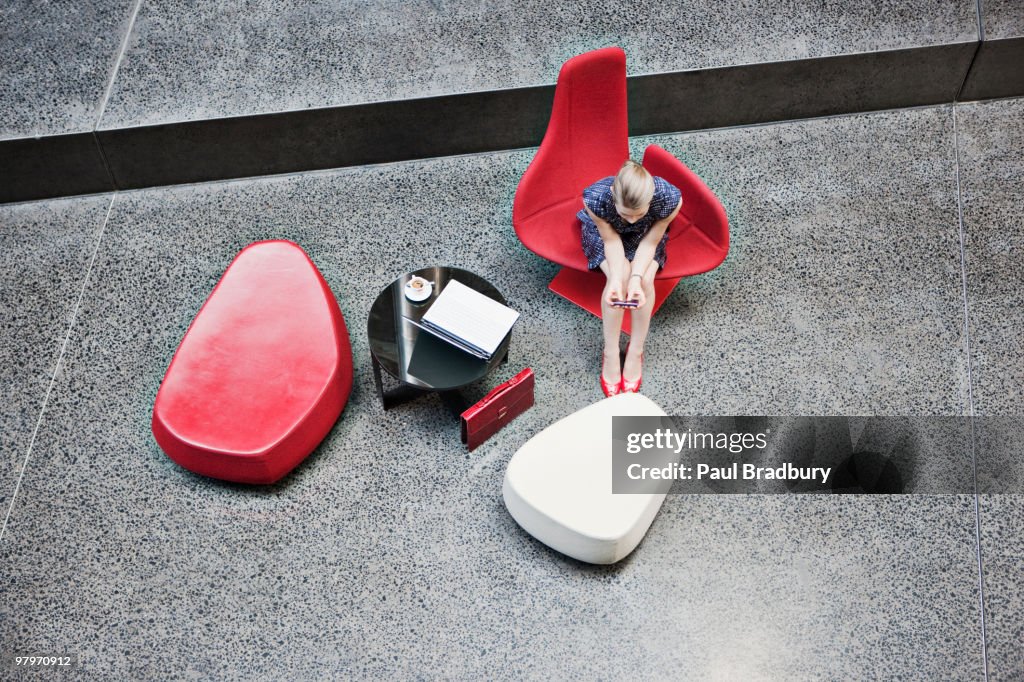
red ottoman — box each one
[152,240,353,484]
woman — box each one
[579,160,682,396]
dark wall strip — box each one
[93,43,981,194]
[0,133,113,203]
[1,39,1018,204]
[95,85,556,191]
[629,43,978,135]
[959,37,1024,102]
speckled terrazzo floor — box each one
[1,101,1022,679]
[982,0,1024,39]
[0,0,136,140]
[0,196,109,514]
[958,98,1024,681]
[95,0,978,129]
[2,0,979,139]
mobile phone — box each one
[612,299,639,308]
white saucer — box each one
[404,282,432,302]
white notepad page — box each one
[421,280,520,356]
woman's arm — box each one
[586,206,629,304]
[626,198,682,302]
[587,207,628,275]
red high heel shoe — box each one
[601,354,623,398]
[622,345,643,393]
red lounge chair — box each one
[152,240,353,484]
[512,47,729,333]
[638,144,730,280]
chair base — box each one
[548,267,680,335]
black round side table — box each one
[367,266,511,412]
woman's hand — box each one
[604,277,627,307]
[626,275,646,308]
[590,207,630,307]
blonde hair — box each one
[611,160,655,210]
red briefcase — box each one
[460,368,535,451]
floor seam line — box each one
[954,42,983,103]
[92,131,119,192]
[976,0,986,43]
[0,194,115,544]
[93,0,144,131]
[953,105,989,681]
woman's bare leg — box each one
[624,261,659,383]
[599,260,626,384]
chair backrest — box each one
[642,144,729,252]
[512,47,629,263]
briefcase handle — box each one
[476,368,533,407]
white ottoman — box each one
[502,392,669,564]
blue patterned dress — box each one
[577,176,682,271]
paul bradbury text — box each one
[626,462,832,483]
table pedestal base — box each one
[371,350,509,416]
